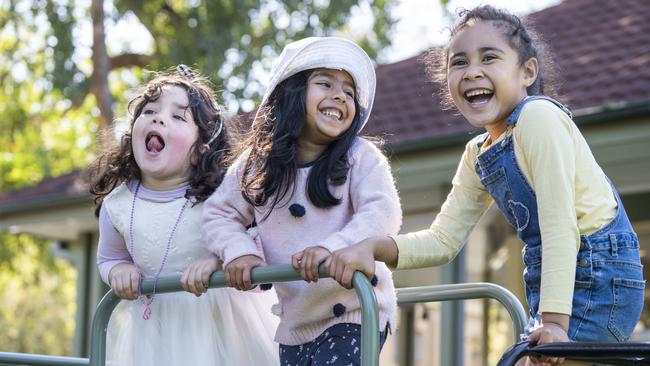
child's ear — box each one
[523,57,539,87]
[190,144,209,165]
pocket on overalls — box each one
[480,168,517,228]
[608,277,645,341]
[507,199,530,232]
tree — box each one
[44,0,397,129]
[0,2,97,355]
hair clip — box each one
[207,119,223,145]
[176,65,222,144]
[207,101,224,144]
[176,64,194,79]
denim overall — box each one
[474,96,645,341]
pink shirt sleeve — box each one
[318,140,402,252]
[202,159,262,267]
[96,204,132,284]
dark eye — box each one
[483,54,497,62]
[317,81,331,88]
[143,109,155,115]
[450,59,466,67]
[345,90,355,98]
[174,114,187,122]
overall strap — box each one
[507,96,573,126]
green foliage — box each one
[0,234,77,355]
[0,1,100,190]
[0,63,85,355]
[66,0,396,111]
[42,1,90,105]
[0,83,98,190]
[0,2,94,355]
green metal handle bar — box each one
[396,282,528,343]
[0,280,525,365]
[0,352,89,365]
[89,264,379,366]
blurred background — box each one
[1,0,649,365]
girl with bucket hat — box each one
[202,37,401,365]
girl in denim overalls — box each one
[324,5,645,365]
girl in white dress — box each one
[91,65,279,366]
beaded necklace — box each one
[129,181,190,320]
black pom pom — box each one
[370,275,378,287]
[289,203,306,218]
[333,303,346,317]
[260,283,273,291]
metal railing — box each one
[396,282,528,343]
[3,266,649,366]
[0,267,529,366]
[0,352,88,366]
[498,341,650,366]
[3,267,649,366]
[0,265,378,366]
[87,265,379,366]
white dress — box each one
[103,183,279,366]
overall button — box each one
[577,259,589,266]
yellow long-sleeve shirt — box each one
[394,99,617,315]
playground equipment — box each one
[0,265,648,365]
[498,341,650,365]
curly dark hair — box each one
[422,5,560,110]
[89,67,229,215]
[236,69,363,220]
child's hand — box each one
[325,239,377,289]
[108,263,141,300]
[225,255,265,291]
[292,246,331,283]
[527,317,570,365]
[181,253,222,296]
[326,236,399,289]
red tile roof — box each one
[530,0,650,109]
[2,0,650,207]
[364,56,469,145]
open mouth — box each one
[320,108,343,121]
[145,131,165,153]
[464,88,494,105]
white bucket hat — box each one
[256,36,376,131]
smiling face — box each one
[299,68,356,160]
[131,84,199,190]
[447,20,537,138]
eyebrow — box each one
[449,46,506,59]
[146,100,191,115]
[311,71,355,90]
[172,102,190,110]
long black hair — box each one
[237,69,362,219]
[89,67,229,214]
